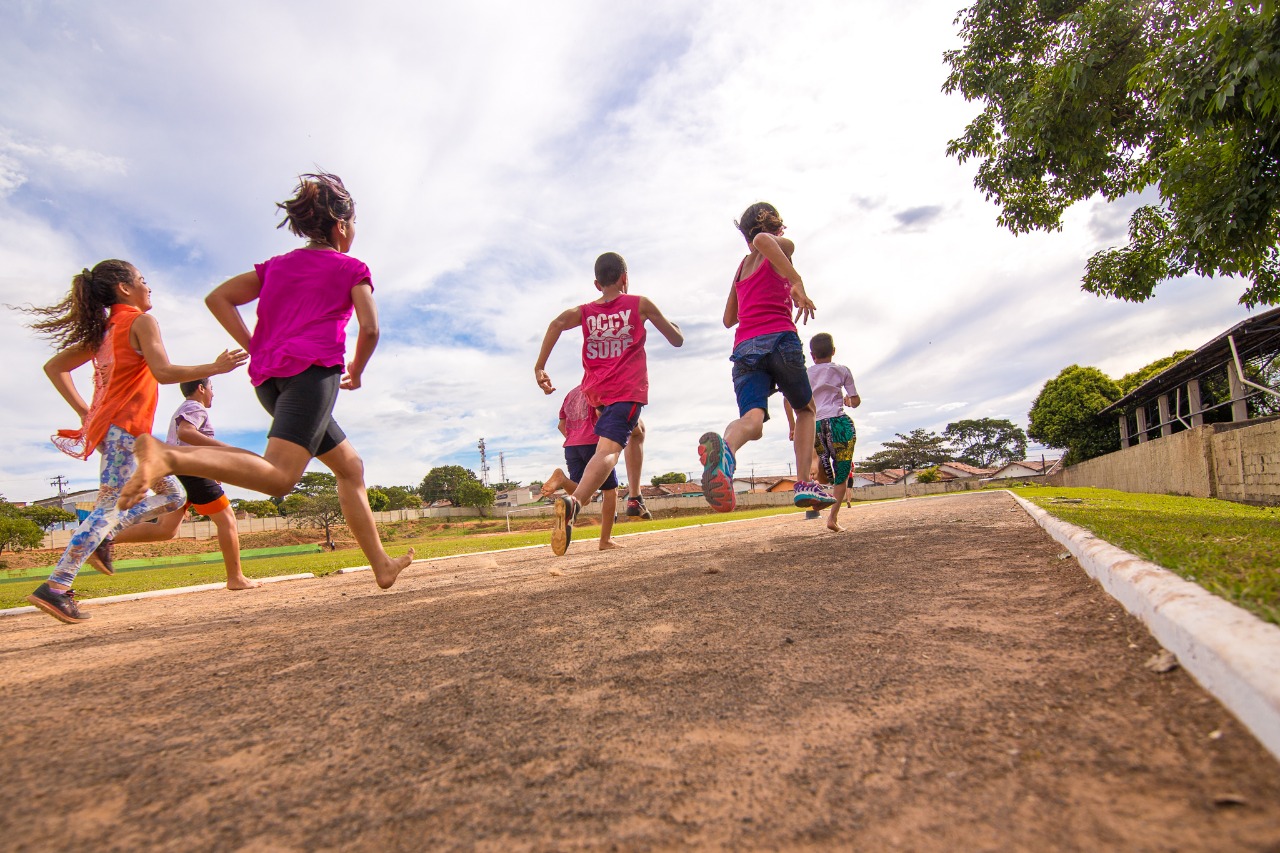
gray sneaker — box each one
[28,583,91,624]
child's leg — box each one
[624,420,645,499]
[571,438,624,505]
[540,469,571,498]
[49,429,185,590]
[208,504,258,589]
[723,409,766,455]
[828,481,849,531]
[792,401,817,485]
[121,436,309,509]
[599,488,619,550]
[317,440,414,589]
[109,505,187,543]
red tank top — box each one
[733,257,796,347]
[579,293,648,407]
[53,304,159,459]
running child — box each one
[539,384,622,550]
[784,333,860,532]
[118,172,414,588]
[534,252,683,556]
[698,202,835,513]
[107,378,262,589]
[22,260,248,623]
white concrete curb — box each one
[0,573,316,618]
[1009,491,1280,761]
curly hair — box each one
[276,172,355,244]
[735,202,784,244]
[21,259,135,351]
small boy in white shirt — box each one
[785,333,860,532]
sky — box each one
[0,0,1258,504]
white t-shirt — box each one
[808,362,858,421]
[166,398,215,447]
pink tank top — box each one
[579,293,647,407]
[733,257,796,347]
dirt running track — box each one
[2,491,1278,851]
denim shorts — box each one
[731,331,813,421]
[564,444,619,490]
[595,401,643,446]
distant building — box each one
[988,458,1062,479]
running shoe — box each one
[86,536,114,576]
[698,432,737,513]
[793,480,837,509]
[552,495,580,557]
[27,583,90,624]
[625,495,653,520]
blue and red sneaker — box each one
[698,432,737,513]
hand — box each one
[341,362,362,390]
[788,426,795,441]
[535,368,555,395]
[213,349,249,374]
[791,286,816,325]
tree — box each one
[293,472,338,498]
[0,516,44,555]
[651,472,688,485]
[378,486,422,510]
[418,466,483,506]
[869,429,952,471]
[943,418,1028,468]
[232,499,279,518]
[944,0,1280,306]
[19,505,77,532]
[915,467,942,484]
[1117,350,1195,394]
[366,488,390,512]
[1028,365,1123,465]
[491,481,522,492]
[455,478,496,511]
[282,492,343,549]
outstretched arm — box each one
[638,297,683,347]
[205,271,261,351]
[131,314,248,384]
[342,282,379,391]
[534,306,582,395]
[44,345,95,420]
[752,232,815,324]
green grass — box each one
[1013,486,1280,626]
[0,505,803,611]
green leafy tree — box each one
[366,488,390,513]
[1118,350,1195,394]
[943,418,1028,468]
[418,466,483,506]
[650,472,688,485]
[915,467,942,484]
[871,429,952,471]
[378,486,421,510]
[293,472,338,498]
[18,505,77,532]
[945,0,1280,305]
[232,499,279,518]
[0,514,45,555]
[491,481,522,492]
[1028,365,1123,465]
[282,492,343,549]
[455,478,496,511]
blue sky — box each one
[0,0,1256,503]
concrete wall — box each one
[1046,416,1280,506]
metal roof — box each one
[1101,305,1280,415]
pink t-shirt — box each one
[559,386,597,447]
[733,257,796,348]
[248,248,373,386]
[580,293,648,407]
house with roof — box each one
[850,470,901,488]
[731,476,786,494]
[988,458,1062,479]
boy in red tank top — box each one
[534,252,684,556]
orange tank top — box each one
[53,304,159,459]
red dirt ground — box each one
[1,491,1277,851]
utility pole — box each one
[50,474,69,504]
[499,452,507,485]
[477,438,490,486]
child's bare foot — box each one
[827,520,846,533]
[540,469,570,498]
[226,575,264,590]
[373,548,415,589]
[599,539,621,551]
[117,434,171,510]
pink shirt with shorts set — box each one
[579,293,648,407]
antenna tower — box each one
[477,438,490,486]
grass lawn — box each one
[1013,486,1280,626]
[0,505,803,611]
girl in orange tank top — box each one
[19,260,247,624]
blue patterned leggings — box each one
[49,425,185,587]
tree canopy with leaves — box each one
[651,472,688,485]
[945,0,1280,305]
[0,500,46,555]
[864,429,953,471]
[943,418,1029,468]
[418,466,484,506]
[1028,365,1123,464]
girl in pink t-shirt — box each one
[698,201,834,514]
[119,172,413,589]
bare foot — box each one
[540,469,570,499]
[226,576,264,590]
[827,520,846,533]
[373,548,415,590]
[117,434,171,510]
[599,539,621,551]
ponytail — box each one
[20,259,135,351]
